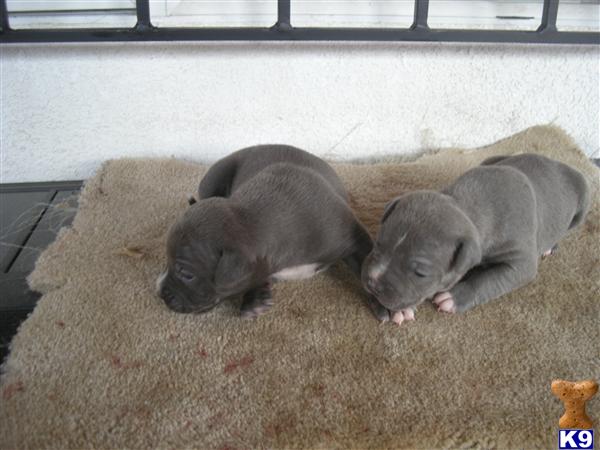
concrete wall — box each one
[1,42,598,182]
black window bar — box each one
[0,0,598,44]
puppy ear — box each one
[214,249,253,292]
[381,198,399,223]
[450,235,482,275]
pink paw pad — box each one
[542,244,558,259]
[433,292,456,313]
[390,308,416,326]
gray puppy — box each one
[157,145,388,320]
[362,153,590,325]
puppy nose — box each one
[160,286,175,304]
[160,288,188,313]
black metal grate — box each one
[0,181,82,365]
[0,0,599,44]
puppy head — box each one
[362,191,481,311]
[157,198,255,314]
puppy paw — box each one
[366,295,390,323]
[241,285,273,319]
[542,243,559,259]
[432,291,456,313]
[390,307,416,326]
[241,301,273,319]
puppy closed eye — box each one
[175,264,196,282]
[410,260,432,278]
[414,269,428,278]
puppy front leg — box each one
[433,259,537,313]
[240,283,273,318]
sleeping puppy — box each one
[157,145,388,321]
[362,153,590,325]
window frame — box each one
[0,0,598,44]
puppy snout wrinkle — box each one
[366,277,381,295]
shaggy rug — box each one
[1,126,598,450]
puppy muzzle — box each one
[160,286,220,314]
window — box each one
[427,0,599,31]
[558,0,600,31]
[428,0,546,31]
[5,0,599,31]
[149,0,276,28]
[1,0,599,43]
[7,0,136,29]
[267,1,414,29]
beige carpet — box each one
[1,126,599,450]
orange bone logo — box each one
[551,379,598,429]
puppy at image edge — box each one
[362,153,591,326]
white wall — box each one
[0,42,598,182]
